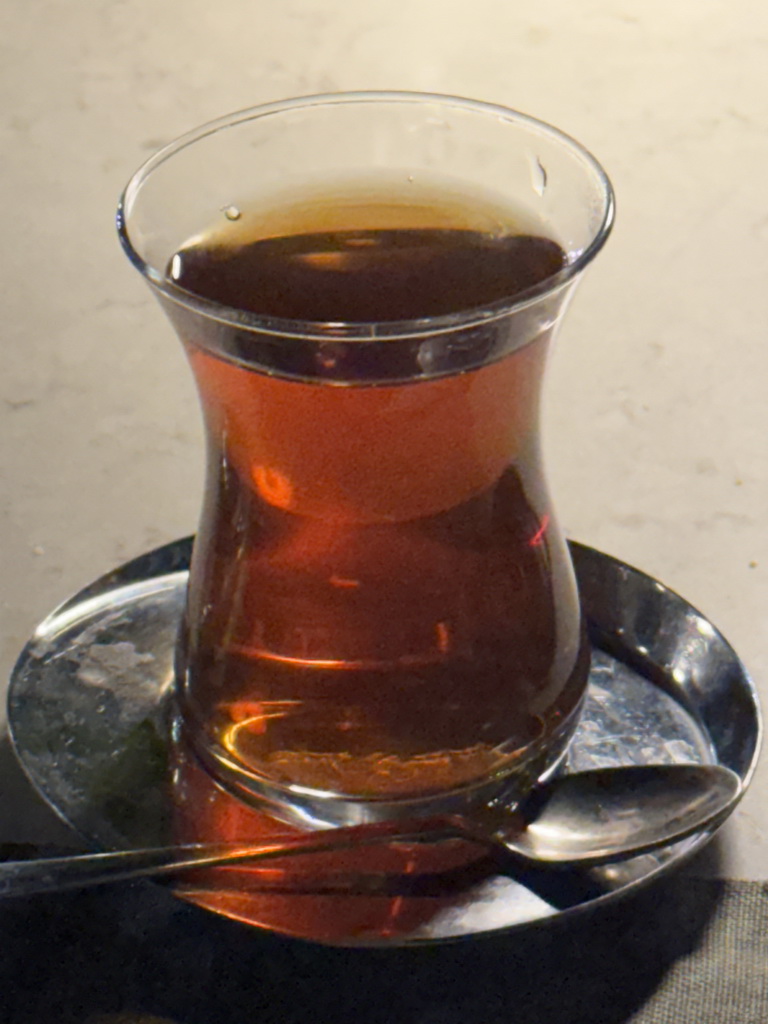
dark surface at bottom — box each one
[3,854,767,1024]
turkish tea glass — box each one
[118,92,614,828]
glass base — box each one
[172,697,584,830]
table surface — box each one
[0,0,766,899]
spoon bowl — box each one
[481,763,740,865]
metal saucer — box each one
[6,539,760,946]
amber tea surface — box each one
[169,179,588,806]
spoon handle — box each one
[0,819,471,898]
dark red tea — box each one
[168,182,588,806]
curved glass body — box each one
[118,93,614,826]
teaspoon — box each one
[0,764,739,898]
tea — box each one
[168,179,588,814]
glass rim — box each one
[116,90,615,342]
